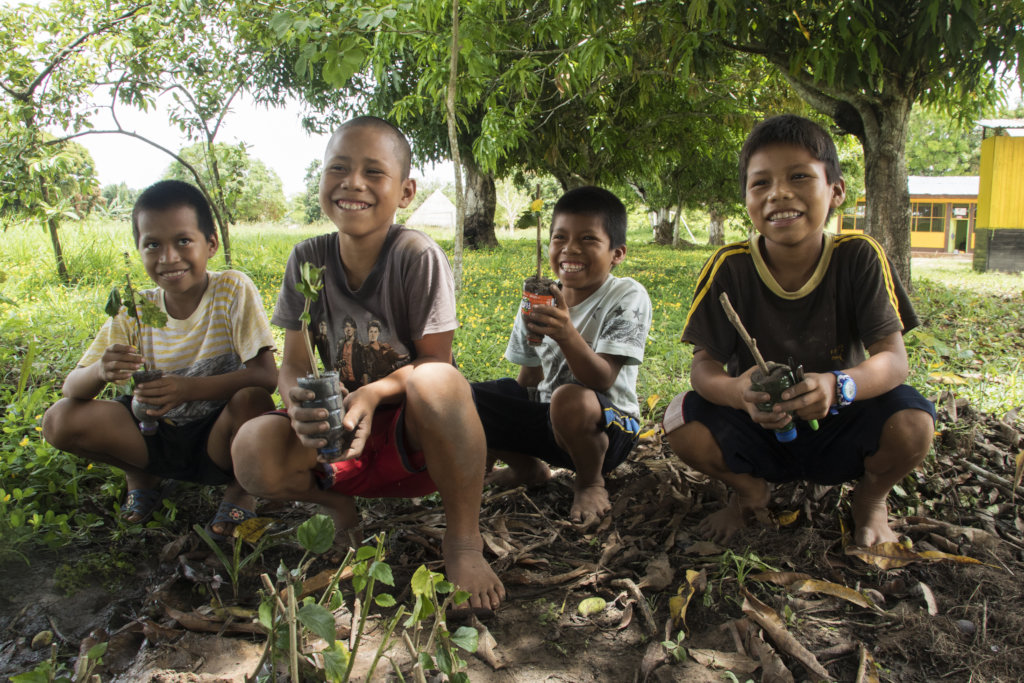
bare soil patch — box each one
[3,394,1023,682]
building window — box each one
[841,203,865,231]
[911,202,946,233]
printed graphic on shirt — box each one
[314,315,410,391]
[599,304,649,348]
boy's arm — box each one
[777,331,909,420]
[62,344,144,400]
[516,364,543,388]
[130,348,276,417]
[526,286,626,392]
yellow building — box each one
[974,119,1024,273]
[836,176,978,254]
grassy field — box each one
[1,218,1022,558]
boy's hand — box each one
[525,284,575,343]
[98,344,144,383]
[737,366,792,430]
[776,372,833,420]
[286,384,348,452]
[338,386,379,460]
[133,374,192,416]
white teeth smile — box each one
[769,210,801,220]
[161,270,187,279]
[561,263,585,273]
[336,200,370,210]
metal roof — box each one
[907,176,979,197]
[977,119,1024,137]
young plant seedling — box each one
[520,186,556,346]
[106,253,168,434]
[295,262,348,460]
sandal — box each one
[205,501,256,541]
[120,488,162,523]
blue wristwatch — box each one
[831,370,856,413]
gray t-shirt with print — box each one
[273,225,457,391]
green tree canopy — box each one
[164,142,288,223]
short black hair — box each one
[551,186,627,248]
[132,180,216,245]
[738,114,842,196]
[332,116,412,180]
[368,319,381,331]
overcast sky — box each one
[72,93,451,197]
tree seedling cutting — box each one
[295,261,350,461]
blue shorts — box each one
[115,394,232,485]
[471,378,641,473]
[665,385,935,485]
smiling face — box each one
[318,124,416,241]
[136,204,217,313]
[548,212,626,305]
[744,142,846,252]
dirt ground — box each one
[2,393,1023,682]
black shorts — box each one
[471,378,641,473]
[116,395,232,485]
[666,385,935,485]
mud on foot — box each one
[485,458,552,489]
[851,486,899,546]
[570,484,610,528]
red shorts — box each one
[275,404,437,498]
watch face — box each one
[840,379,856,402]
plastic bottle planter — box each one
[131,369,163,436]
[521,275,557,345]
[297,371,348,461]
[750,362,799,443]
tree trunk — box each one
[708,209,725,246]
[462,155,498,249]
[445,0,464,293]
[856,98,913,287]
[652,207,673,245]
[46,214,68,283]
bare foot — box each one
[851,486,899,546]
[443,537,505,611]
[570,484,610,527]
[697,484,770,544]
[323,496,363,563]
[485,459,552,488]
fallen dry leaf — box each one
[791,579,878,610]
[235,516,278,543]
[856,643,881,683]
[734,618,794,683]
[638,552,674,591]
[912,581,938,615]
[750,571,813,587]
[687,648,759,674]
[740,587,831,681]
[1014,449,1024,495]
[776,510,800,526]
[470,615,505,670]
[685,540,725,556]
[668,569,703,632]
[846,542,989,570]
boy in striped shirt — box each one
[43,180,277,538]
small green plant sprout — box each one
[402,565,479,683]
[105,252,167,368]
[11,640,107,683]
[193,517,277,603]
[296,261,326,379]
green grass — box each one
[1,217,1021,557]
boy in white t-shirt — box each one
[472,186,652,526]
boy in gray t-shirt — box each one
[472,187,652,528]
[232,116,504,612]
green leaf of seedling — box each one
[369,560,394,586]
[322,641,351,680]
[374,593,397,607]
[299,310,312,325]
[452,589,471,606]
[104,286,122,317]
[437,579,454,594]
[450,626,479,653]
[10,666,50,683]
[296,514,335,554]
[353,575,367,593]
[259,597,274,628]
[297,262,326,301]
[435,646,455,675]
[297,603,337,643]
[417,652,435,672]
[135,294,167,328]
[411,565,434,597]
[355,545,377,562]
[86,641,108,660]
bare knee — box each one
[42,397,87,451]
[666,420,721,470]
[871,409,934,472]
[550,384,602,435]
[407,363,468,406]
[223,387,275,430]
[231,415,302,499]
